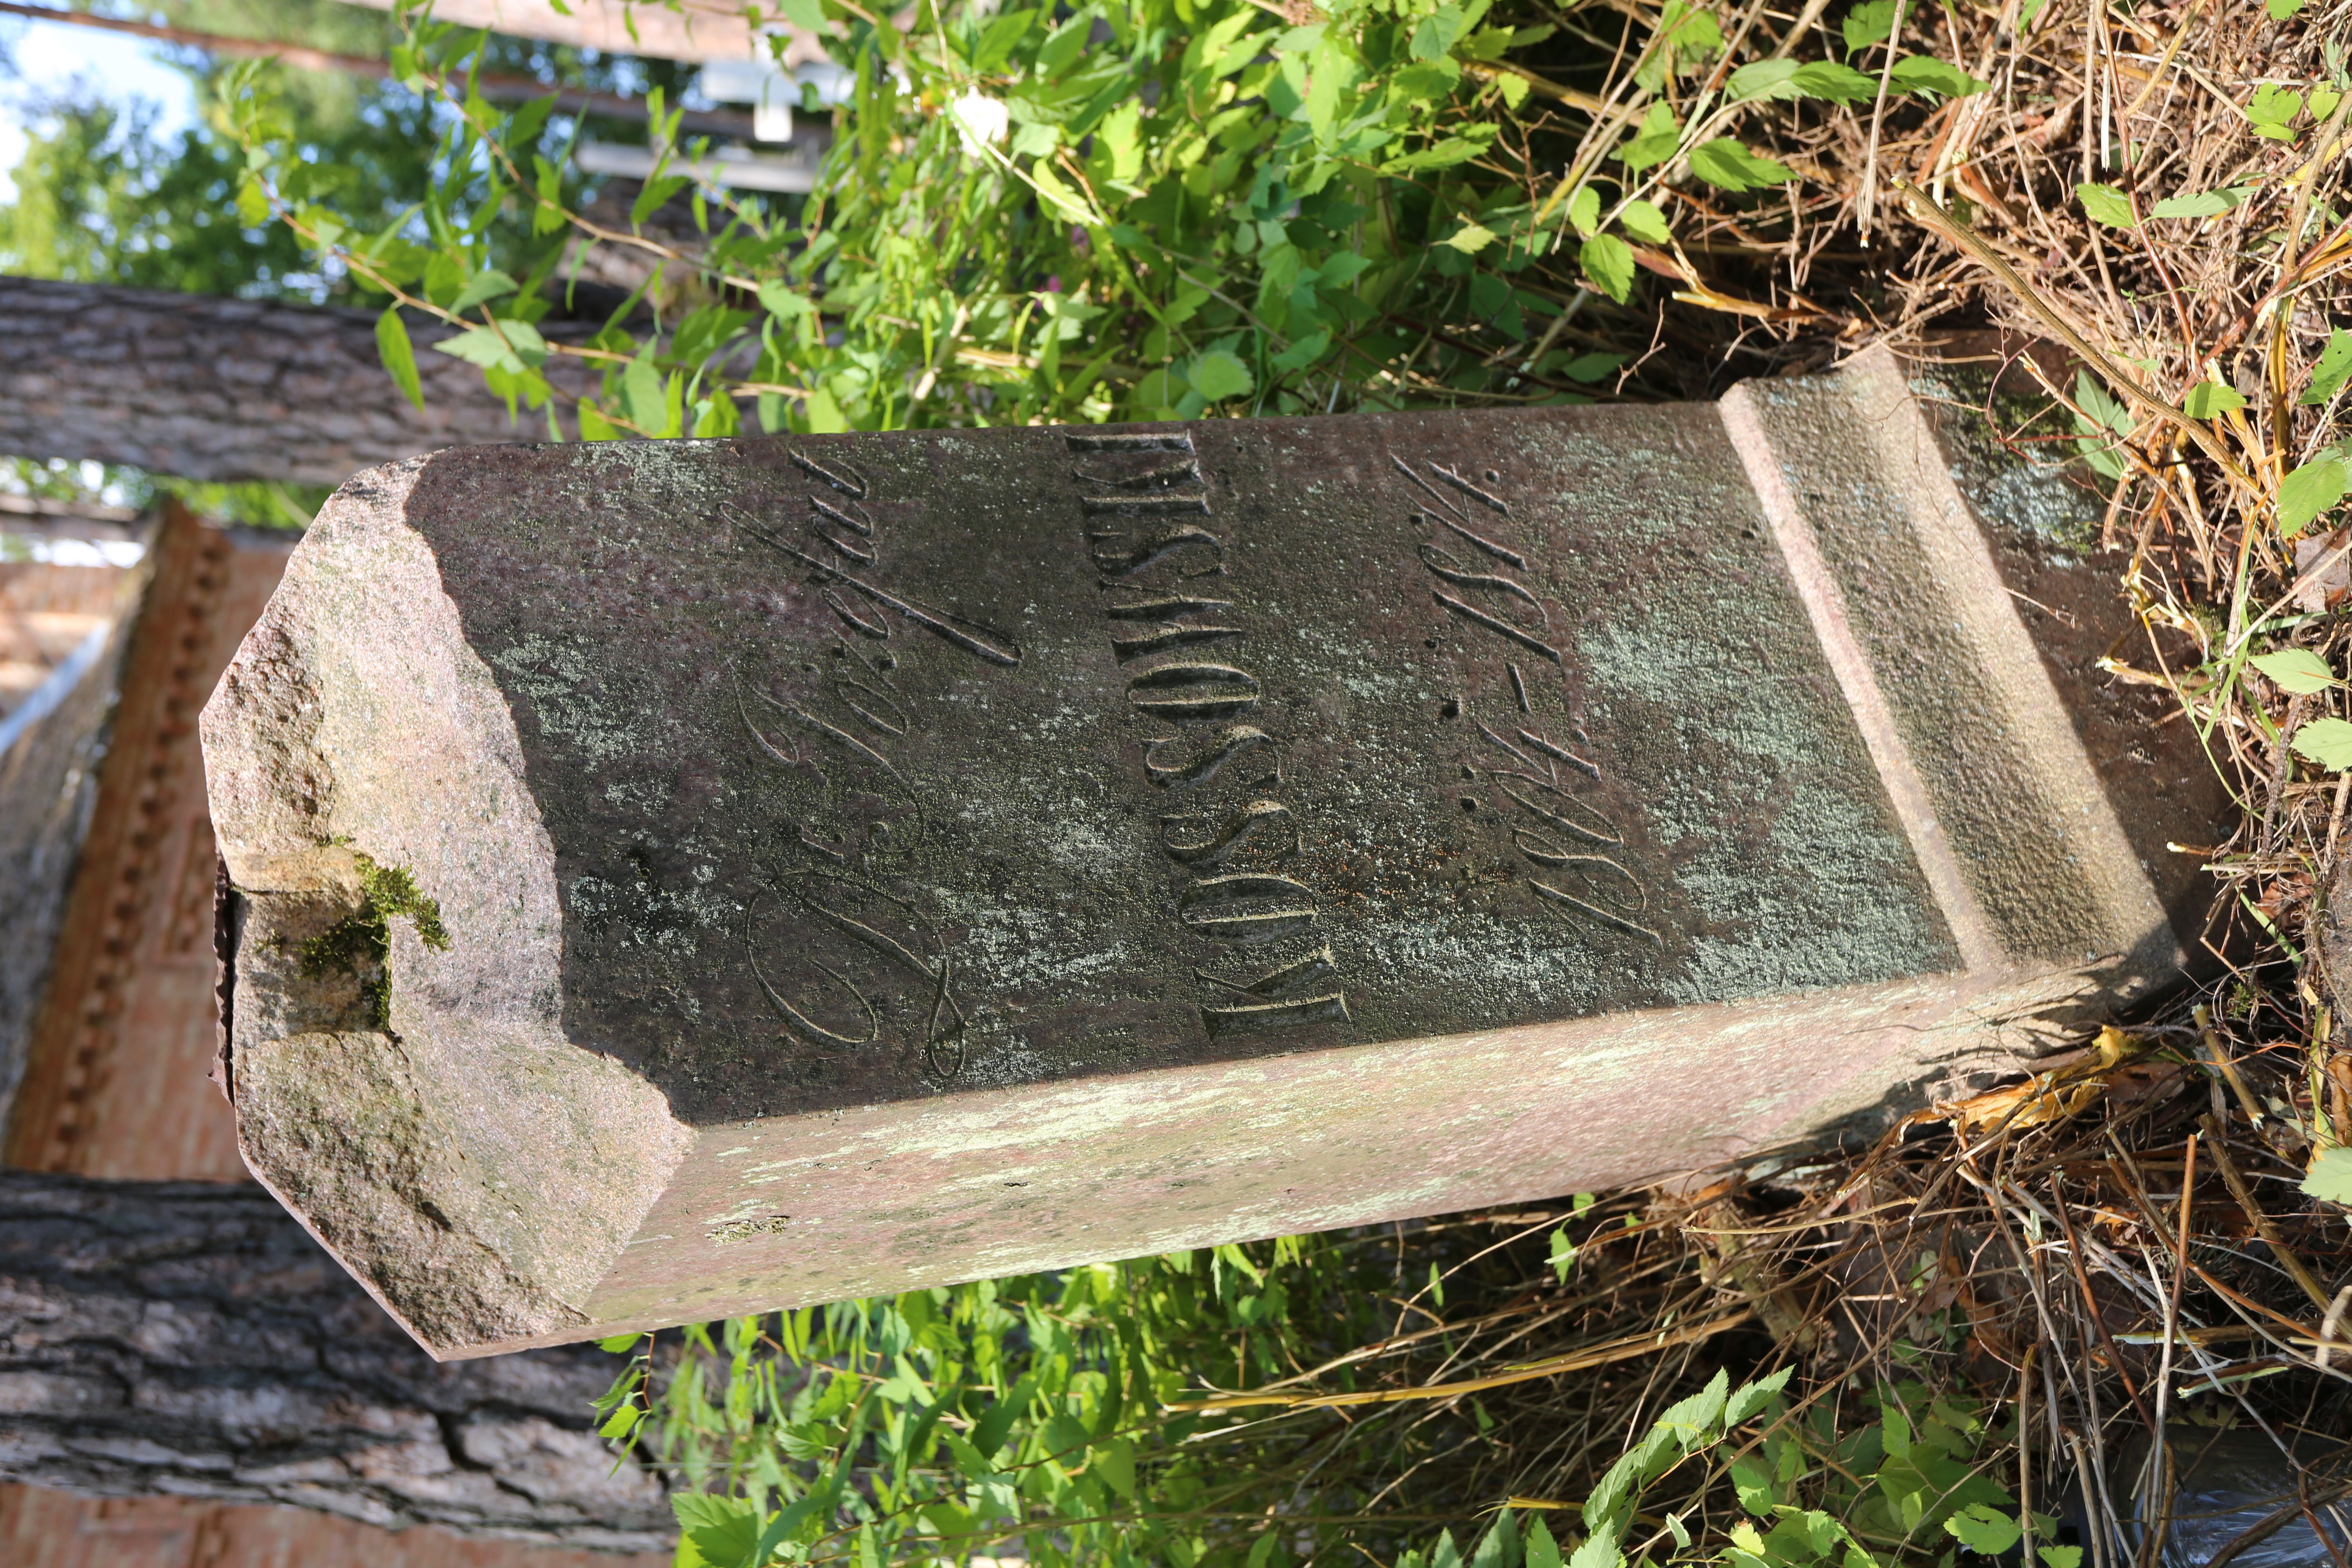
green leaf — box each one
[1619,199,1672,244]
[622,353,668,431]
[1565,185,1601,238]
[596,1333,642,1354]
[757,282,815,321]
[1615,102,1682,171]
[2303,330,2352,405]
[1891,55,1990,95]
[2279,459,2350,537]
[2303,1145,2352,1203]
[1468,1509,1521,1568]
[375,308,424,412]
[1842,0,1897,51]
[2250,83,2305,139]
[578,400,622,441]
[433,324,523,375]
[2269,0,2307,20]
[1688,140,1797,192]
[1443,222,1499,254]
[777,0,827,29]
[2252,648,2337,693]
[1722,1365,1793,1425]
[1655,1368,1728,1443]
[1731,1455,1779,1512]
[1947,1503,2025,1557]
[2149,185,2250,219]
[1568,1519,1622,1568]
[1186,349,1255,402]
[1579,233,1635,303]
[2182,379,2247,418]
[1526,1516,1566,1568]
[1561,352,1629,383]
[673,1494,761,1568]
[2038,1550,2085,1568]
[1726,60,1804,101]
[448,267,517,315]
[1790,60,1882,100]
[2074,181,2136,227]
[1410,4,1464,61]
[2292,715,2352,770]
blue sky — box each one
[0,13,201,202]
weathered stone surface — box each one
[200,344,2230,1359]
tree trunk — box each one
[0,1168,676,1552]
[0,277,588,486]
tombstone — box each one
[200,343,2229,1360]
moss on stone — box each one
[299,854,450,1027]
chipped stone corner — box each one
[200,452,690,1361]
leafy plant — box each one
[213,0,2008,439]
[1393,1375,2059,1568]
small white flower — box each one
[949,92,1011,154]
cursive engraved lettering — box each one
[1159,800,1296,865]
[1391,452,1664,947]
[1065,430,1350,1037]
[1139,724,1281,790]
[1126,661,1260,719]
[727,446,1019,1078]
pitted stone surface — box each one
[201,346,2225,1358]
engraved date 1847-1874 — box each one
[1065,431,1352,1043]
[724,450,1025,1079]
[1390,453,1662,947]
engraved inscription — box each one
[1064,431,1352,1039]
[726,450,1019,1078]
[1390,453,1664,946]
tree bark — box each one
[0,1168,675,1552]
[0,276,588,486]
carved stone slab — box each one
[200,344,2227,1359]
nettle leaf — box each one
[1688,139,1797,192]
[1579,232,1635,303]
[1891,55,1989,96]
[2279,458,2350,536]
[2303,329,2352,405]
[2076,181,2137,227]
[1790,60,1880,100]
[2182,379,2247,418]
[1618,199,1672,244]
[2303,1145,2352,1203]
[2149,185,2251,219]
[2270,0,2308,16]
[2252,648,2337,693]
[1842,0,1897,51]
[2292,715,2352,770]
[1526,1515,1567,1568]
[1186,349,1255,402]
[673,1493,761,1568]
[2039,1549,2085,1568]
[1722,1366,1792,1425]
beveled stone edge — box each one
[201,454,692,1361]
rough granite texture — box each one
[202,347,2221,1358]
